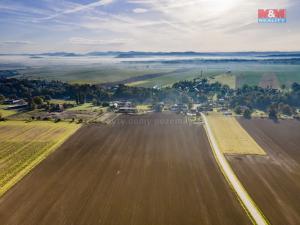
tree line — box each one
[1,77,300,119]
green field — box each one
[0,105,18,118]
[49,99,76,104]
[236,72,263,87]
[14,62,300,89]
[127,68,221,88]
[0,109,17,118]
[66,103,105,113]
[0,121,81,196]
[209,74,236,89]
[125,64,300,88]
[276,71,300,86]
[66,103,94,111]
[232,64,300,88]
[18,65,171,84]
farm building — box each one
[4,99,26,105]
[117,107,138,113]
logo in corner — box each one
[258,9,287,23]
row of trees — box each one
[173,78,232,101]
[1,77,300,119]
[0,78,110,104]
[1,77,234,107]
[172,78,300,119]
[230,83,300,119]
[0,78,182,105]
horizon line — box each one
[1,50,300,55]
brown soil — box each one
[0,113,250,225]
[228,118,300,225]
[259,73,280,89]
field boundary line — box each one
[201,113,270,225]
[0,125,82,198]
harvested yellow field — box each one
[206,113,266,155]
[126,80,148,87]
[136,104,152,111]
[0,121,81,196]
[0,109,18,118]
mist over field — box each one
[1,51,300,66]
[1,51,300,88]
[1,1,300,225]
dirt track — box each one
[0,113,250,225]
[228,118,300,225]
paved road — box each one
[201,113,269,225]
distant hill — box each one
[115,51,300,58]
[38,52,81,57]
[86,51,122,56]
[259,53,300,57]
[122,58,300,65]
[1,51,300,59]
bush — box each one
[33,96,43,105]
[269,108,278,121]
[234,106,242,115]
[294,115,300,120]
[243,109,252,119]
[102,102,109,107]
[281,104,293,116]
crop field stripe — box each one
[0,142,55,188]
[0,124,81,197]
[0,141,47,164]
[0,126,63,163]
[201,113,270,225]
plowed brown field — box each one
[228,118,300,225]
[0,113,250,225]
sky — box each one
[0,0,299,53]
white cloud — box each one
[1,41,32,45]
[40,0,115,20]
[0,0,298,52]
[69,37,128,45]
[62,0,114,14]
[133,8,148,13]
